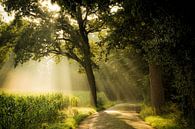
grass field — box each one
[0,90,113,129]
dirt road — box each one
[78,103,154,129]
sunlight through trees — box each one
[0,0,195,128]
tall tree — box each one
[2,0,111,106]
[104,0,190,113]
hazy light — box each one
[0,5,14,23]
[0,56,93,97]
[41,0,60,12]
[1,57,69,93]
[87,14,98,20]
[110,5,123,14]
[95,51,144,103]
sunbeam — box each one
[0,57,90,95]
[95,51,146,103]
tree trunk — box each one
[76,5,97,107]
[84,63,97,107]
[149,64,165,114]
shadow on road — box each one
[78,103,154,129]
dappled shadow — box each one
[78,103,154,129]
[93,111,135,129]
[108,103,141,112]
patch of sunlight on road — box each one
[78,103,154,129]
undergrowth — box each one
[0,91,112,129]
[140,103,189,129]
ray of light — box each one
[95,54,145,103]
[41,0,60,12]
[1,57,72,94]
[0,4,14,23]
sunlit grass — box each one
[0,91,97,129]
[0,90,114,128]
[45,107,96,129]
[140,104,187,129]
[145,116,181,129]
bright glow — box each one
[110,5,122,14]
[95,50,144,102]
[87,14,98,20]
[41,0,60,12]
[0,5,14,23]
[0,56,90,95]
[1,57,71,93]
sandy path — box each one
[77,103,154,129]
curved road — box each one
[77,103,154,129]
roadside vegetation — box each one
[0,91,113,129]
[140,103,190,129]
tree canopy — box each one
[1,0,122,107]
[0,0,194,121]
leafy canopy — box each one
[1,0,114,68]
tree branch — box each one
[49,49,84,66]
[87,21,106,34]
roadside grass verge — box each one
[140,103,189,129]
[0,91,113,129]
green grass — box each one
[145,115,181,129]
[0,92,73,129]
[0,91,89,129]
[140,103,188,129]
[71,91,115,109]
[0,91,113,129]
[96,92,115,111]
[45,107,96,129]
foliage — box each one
[145,116,181,129]
[96,49,150,103]
[70,91,114,109]
[97,92,115,111]
[140,103,189,129]
[104,0,195,120]
[140,104,155,118]
[1,0,116,107]
[70,91,91,106]
[0,92,78,129]
[0,91,113,128]
[1,0,111,68]
[61,107,96,129]
[0,20,25,67]
[45,107,96,129]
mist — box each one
[0,57,89,94]
[0,50,147,103]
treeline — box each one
[103,0,195,126]
[0,0,194,126]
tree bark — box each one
[149,64,165,114]
[84,62,97,107]
[76,5,97,107]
